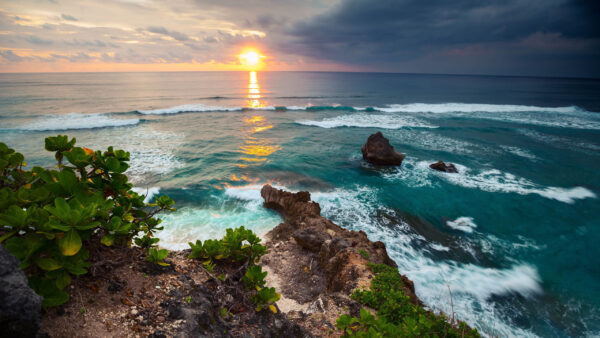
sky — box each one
[0,0,599,77]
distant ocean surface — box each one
[1,71,599,337]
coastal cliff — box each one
[259,184,421,336]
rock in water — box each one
[0,245,42,338]
[361,132,405,166]
[429,161,458,173]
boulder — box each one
[261,184,321,221]
[0,245,42,338]
[429,161,458,173]
[361,132,405,166]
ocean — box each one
[1,71,599,337]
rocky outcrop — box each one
[361,131,405,166]
[430,161,458,173]
[0,245,42,338]
[260,184,419,336]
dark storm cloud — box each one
[146,26,190,42]
[285,0,600,76]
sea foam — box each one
[376,103,581,114]
[446,217,478,233]
[296,113,437,129]
[12,113,140,131]
[386,160,596,204]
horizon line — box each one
[0,69,598,81]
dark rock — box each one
[261,184,321,221]
[292,228,330,252]
[361,132,405,166]
[0,245,42,338]
[429,161,458,173]
[163,284,229,337]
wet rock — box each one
[261,185,321,221]
[429,161,458,173]
[0,245,42,338]
[361,132,405,166]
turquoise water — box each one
[1,71,599,337]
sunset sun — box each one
[239,49,262,68]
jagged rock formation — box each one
[0,245,42,338]
[260,184,420,336]
[430,161,458,173]
[361,131,405,166]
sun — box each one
[239,49,262,68]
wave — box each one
[446,217,478,233]
[137,104,249,114]
[376,103,582,114]
[385,160,596,204]
[157,185,283,250]
[7,113,140,131]
[377,103,600,130]
[296,113,437,129]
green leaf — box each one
[0,205,28,227]
[101,234,115,246]
[30,276,70,307]
[58,229,82,256]
[35,257,63,271]
[55,271,71,290]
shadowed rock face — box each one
[260,184,420,335]
[429,161,458,173]
[0,245,42,338]
[361,132,406,166]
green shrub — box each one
[337,263,479,337]
[0,136,174,307]
[188,226,277,313]
[146,247,169,266]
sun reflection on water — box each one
[234,71,281,172]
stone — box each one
[0,245,42,338]
[361,132,405,166]
[292,228,330,252]
[429,161,458,173]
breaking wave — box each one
[5,113,140,131]
[296,113,437,129]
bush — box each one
[0,135,174,307]
[337,263,479,337]
[188,226,279,313]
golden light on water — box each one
[247,71,264,108]
[229,68,281,180]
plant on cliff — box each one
[0,136,174,307]
[188,226,279,313]
[337,263,479,337]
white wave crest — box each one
[376,103,580,114]
[14,113,140,131]
[296,113,437,129]
[437,164,596,204]
[138,104,245,114]
[385,160,596,204]
[131,187,160,203]
[446,217,478,233]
